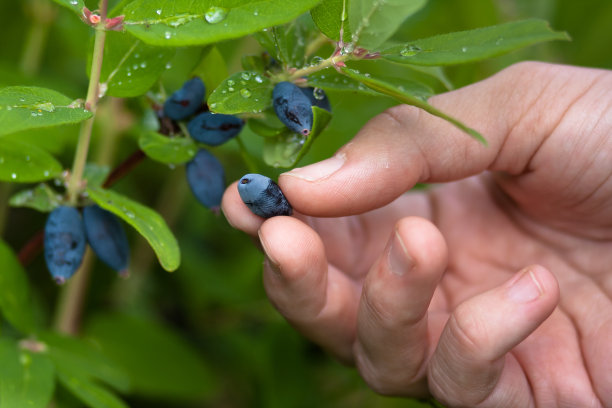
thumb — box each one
[278,62,585,217]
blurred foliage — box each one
[0,0,609,406]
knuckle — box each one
[448,303,490,355]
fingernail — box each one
[507,268,544,303]
[284,153,345,182]
[258,230,281,275]
[387,230,412,276]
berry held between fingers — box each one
[187,112,245,146]
[272,81,314,136]
[44,206,87,284]
[186,149,226,211]
[163,77,206,121]
[83,205,130,276]
[237,173,292,218]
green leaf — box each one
[208,71,272,114]
[381,19,570,66]
[138,131,197,165]
[311,0,351,44]
[255,16,316,67]
[123,0,324,47]
[248,110,286,138]
[0,339,55,408]
[341,67,485,143]
[57,372,129,408]
[99,32,175,98]
[86,187,181,272]
[41,332,130,393]
[85,313,216,400]
[308,69,434,100]
[9,184,61,213]
[52,0,85,16]
[83,163,111,189]
[263,106,332,168]
[349,0,427,50]
[0,87,92,137]
[0,241,36,334]
[0,139,63,183]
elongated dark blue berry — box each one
[83,205,130,276]
[163,77,205,121]
[186,149,225,210]
[300,87,331,112]
[272,81,313,136]
[237,174,292,218]
[187,112,244,146]
[44,206,86,285]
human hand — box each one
[222,62,612,407]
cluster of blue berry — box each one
[44,205,129,284]
[164,77,244,211]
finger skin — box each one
[354,217,447,396]
[428,265,560,407]
[222,181,264,236]
[259,216,360,362]
[279,63,607,217]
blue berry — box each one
[186,149,225,210]
[272,81,313,136]
[187,112,244,146]
[163,77,205,121]
[300,87,331,112]
[237,174,292,218]
[83,205,130,276]
[44,206,86,285]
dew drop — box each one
[165,62,172,69]
[35,102,55,112]
[11,173,17,180]
[156,9,162,15]
[6,106,12,111]
[461,46,468,52]
[140,62,147,68]
[254,75,263,83]
[127,71,132,77]
[209,102,217,109]
[43,170,50,177]
[313,87,325,100]
[227,79,235,86]
[241,72,251,81]
[240,88,251,98]
[164,31,172,39]
[400,45,421,57]
[204,6,228,24]
[253,10,258,16]
[70,0,78,5]
[228,87,235,92]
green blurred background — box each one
[0,0,610,406]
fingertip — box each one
[395,217,448,279]
[221,180,264,235]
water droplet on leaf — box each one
[240,89,251,98]
[400,45,421,57]
[241,72,251,81]
[204,6,228,24]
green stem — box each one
[66,3,108,205]
[54,0,108,335]
[288,53,351,81]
